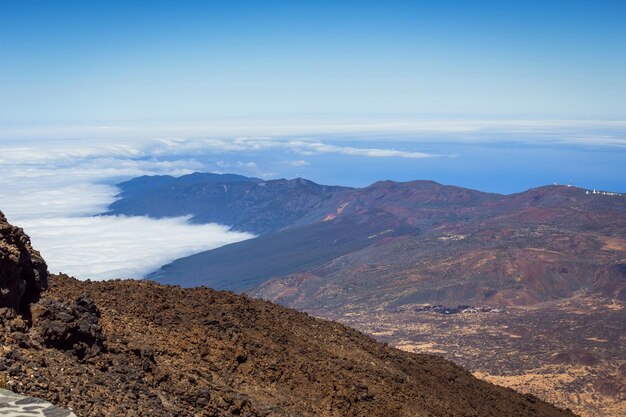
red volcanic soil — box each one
[0,274,577,417]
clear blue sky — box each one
[1,1,624,280]
[1,0,625,123]
[1,1,625,194]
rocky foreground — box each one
[1,274,577,417]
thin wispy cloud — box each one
[145,137,441,159]
[0,135,442,164]
[2,119,625,147]
[284,140,434,158]
[284,160,310,167]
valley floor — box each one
[312,295,626,417]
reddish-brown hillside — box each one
[1,274,577,417]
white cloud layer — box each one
[18,216,252,280]
[0,138,255,281]
[0,129,437,281]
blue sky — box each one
[1,0,625,121]
[1,1,624,279]
[0,1,625,199]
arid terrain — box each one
[2,274,581,417]
[318,296,625,417]
[4,0,625,414]
[112,175,626,308]
[108,173,626,417]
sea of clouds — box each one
[0,140,257,280]
[0,129,441,280]
[1,119,624,280]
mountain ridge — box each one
[107,173,350,234]
[107,173,626,309]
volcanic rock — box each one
[0,210,48,313]
[31,294,106,360]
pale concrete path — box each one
[0,389,76,416]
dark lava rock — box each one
[31,294,105,360]
[414,304,500,315]
[0,210,48,313]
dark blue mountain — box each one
[106,172,349,234]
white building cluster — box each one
[585,189,622,196]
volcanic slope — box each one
[122,174,626,306]
[107,175,626,417]
[1,207,578,416]
[2,274,578,417]
[251,184,626,309]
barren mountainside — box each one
[0,209,577,416]
[108,174,626,416]
[107,173,350,234]
[4,274,579,417]
[112,174,626,308]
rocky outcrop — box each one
[0,210,48,313]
